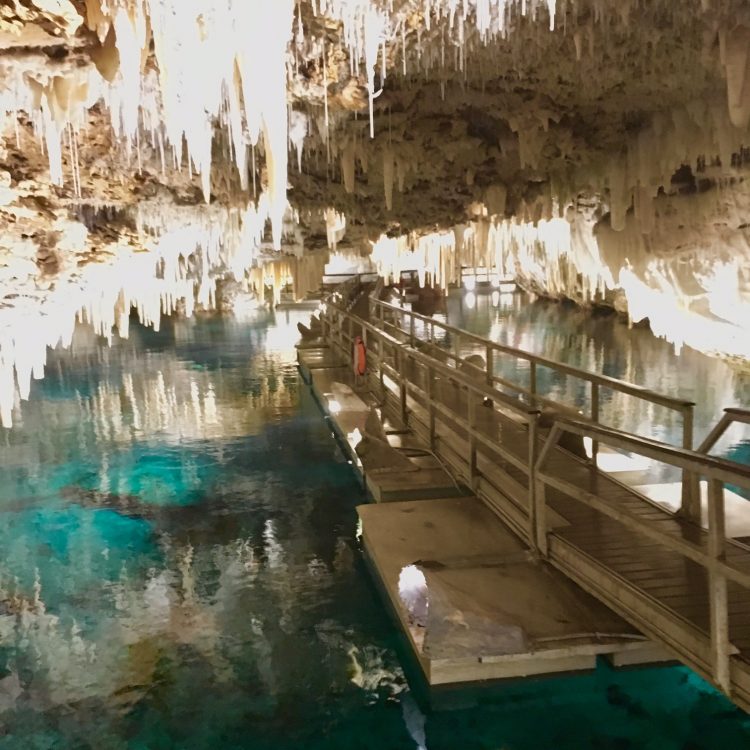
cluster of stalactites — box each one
[369,215,582,293]
[101,0,295,248]
[3,0,581,237]
[604,99,750,235]
[249,251,330,306]
[2,0,296,248]
[0,195,279,428]
[377,187,750,361]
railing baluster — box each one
[681,404,699,523]
[708,477,730,694]
[427,363,436,451]
[468,394,477,488]
[591,382,600,467]
[529,361,537,407]
[399,348,408,425]
[528,414,540,549]
[486,344,493,386]
[699,413,734,454]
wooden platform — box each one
[297,344,469,502]
[371,344,750,707]
[308,289,750,711]
[359,496,671,685]
[298,339,674,687]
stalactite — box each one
[383,146,395,210]
[0,194,284,428]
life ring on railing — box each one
[353,336,367,376]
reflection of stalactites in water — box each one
[333,538,355,574]
[402,691,428,750]
[263,519,284,571]
[249,616,278,700]
[348,645,364,687]
[178,544,195,603]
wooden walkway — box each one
[316,285,750,711]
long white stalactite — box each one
[0,197,276,428]
[10,1,748,234]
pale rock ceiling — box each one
[1,0,750,426]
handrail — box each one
[549,416,750,487]
[699,407,750,455]
[534,412,750,696]
[323,297,542,538]
[327,301,539,421]
[370,285,699,516]
[370,296,693,413]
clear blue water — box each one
[1,305,750,749]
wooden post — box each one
[529,360,537,406]
[708,477,730,694]
[531,423,560,557]
[399,349,408,425]
[379,348,386,399]
[468,394,477,488]
[533,479,548,556]
[486,344,494,386]
[410,314,416,347]
[591,382,600,468]
[681,404,700,523]
[528,415,539,545]
[427,364,436,451]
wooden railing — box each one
[321,298,542,539]
[369,293,699,517]
[319,292,750,704]
[535,416,750,694]
[699,408,750,455]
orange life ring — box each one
[353,336,367,376]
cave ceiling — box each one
[1,0,748,247]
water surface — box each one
[0,305,749,749]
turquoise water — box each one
[1,306,750,748]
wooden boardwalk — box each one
[298,337,670,685]
[315,286,750,711]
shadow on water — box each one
[0,308,749,749]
